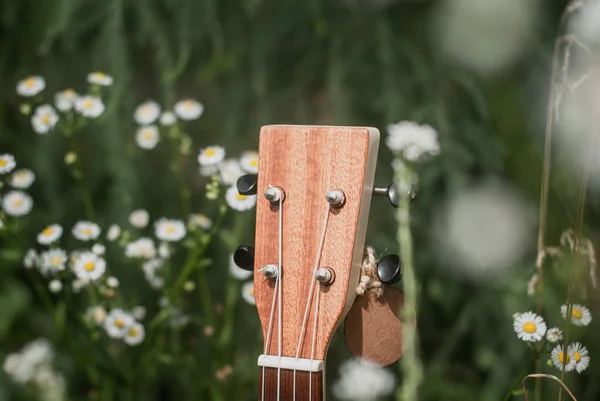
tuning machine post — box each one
[372,183,416,208]
[236,174,258,196]
[233,245,255,271]
[376,254,402,285]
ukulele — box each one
[233,125,405,401]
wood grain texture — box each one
[344,287,406,367]
[258,368,324,401]
[253,125,379,361]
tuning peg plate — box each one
[233,245,255,271]
[237,174,258,196]
[377,254,402,285]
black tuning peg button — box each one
[377,254,402,285]
[237,174,258,196]
[373,183,416,208]
[233,245,255,271]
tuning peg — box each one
[233,245,255,271]
[373,183,416,208]
[236,174,258,196]
[376,254,402,285]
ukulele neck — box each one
[258,355,325,401]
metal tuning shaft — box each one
[376,254,402,285]
[373,183,416,208]
[236,174,258,196]
[233,245,255,271]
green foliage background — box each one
[1,0,599,400]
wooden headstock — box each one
[252,125,379,360]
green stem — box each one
[168,130,191,216]
[502,345,548,401]
[68,132,96,220]
[394,161,423,401]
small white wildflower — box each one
[159,111,177,126]
[129,209,149,228]
[198,146,226,166]
[10,169,35,189]
[174,99,203,120]
[513,311,546,342]
[158,296,170,308]
[546,327,563,343]
[103,309,134,339]
[72,278,89,293]
[31,105,59,134]
[229,253,252,280]
[551,345,576,372]
[386,121,440,162]
[92,243,106,255]
[561,304,592,326]
[36,224,63,245]
[75,95,105,118]
[225,185,256,211]
[333,359,395,401]
[125,237,156,259]
[200,165,218,177]
[73,252,106,281]
[142,258,164,284]
[72,221,101,241]
[135,125,160,150]
[569,342,590,373]
[39,249,67,275]
[17,76,45,97]
[86,306,107,325]
[188,214,212,230]
[131,306,146,320]
[124,322,145,345]
[218,159,244,185]
[54,89,78,112]
[155,218,187,242]
[106,224,121,241]
[169,309,190,328]
[3,338,54,384]
[48,280,62,293]
[106,276,119,288]
[134,101,161,125]
[0,154,17,174]
[158,242,170,259]
[2,191,33,216]
[240,151,259,174]
[87,72,113,87]
[241,281,255,305]
[23,249,39,269]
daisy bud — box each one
[106,276,119,288]
[104,288,115,298]
[92,243,106,255]
[179,135,192,155]
[49,279,63,293]
[204,326,214,337]
[20,103,31,115]
[183,281,195,292]
[64,152,77,165]
[131,306,146,320]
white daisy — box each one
[87,306,107,325]
[75,95,105,118]
[198,146,225,166]
[73,252,106,281]
[386,121,440,162]
[159,111,177,126]
[103,309,134,339]
[155,218,186,242]
[568,342,590,373]
[333,359,395,401]
[106,276,119,288]
[546,327,563,343]
[240,151,259,174]
[158,242,170,259]
[551,345,576,372]
[92,243,106,255]
[2,191,33,216]
[36,224,63,245]
[218,159,244,185]
[54,89,78,112]
[10,169,35,189]
[200,165,218,177]
[31,104,59,134]
[39,249,67,275]
[131,306,146,320]
[134,101,161,125]
[561,304,592,326]
[23,249,39,269]
[513,311,546,342]
[48,280,62,293]
[142,258,164,288]
[87,72,113,87]
[106,224,121,241]
[125,237,156,259]
[0,154,17,174]
[135,125,159,150]
[16,76,45,97]
[225,185,257,211]
[174,99,203,120]
[72,221,101,241]
[129,209,149,229]
[229,253,252,280]
[188,214,213,230]
[242,281,255,305]
[124,322,145,345]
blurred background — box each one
[1,0,599,400]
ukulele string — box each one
[308,274,321,401]
[275,186,283,401]
[292,202,331,401]
[260,185,283,401]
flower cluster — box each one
[0,154,35,221]
[386,121,440,162]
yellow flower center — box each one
[129,328,138,336]
[250,287,255,296]
[523,322,536,334]
[166,225,175,233]
[115,319,124,328]
[13,199,22,206]
[25,78,35,87]
[82,228,92,235]
[236,193,247,200]
[559,352,570,365]
[574,351,581,363]
[84,262,95,271]
[65,89,75,96]
[143,130,153,139]
[42,227,54,236]
[42,115,50,123]
[572,308,583,319]
[95,72,105,78]
[250,160,258,167]
[0,160,6,167]
[205,149,216,156]
[84,100,93,109]
[51,257,62,265]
